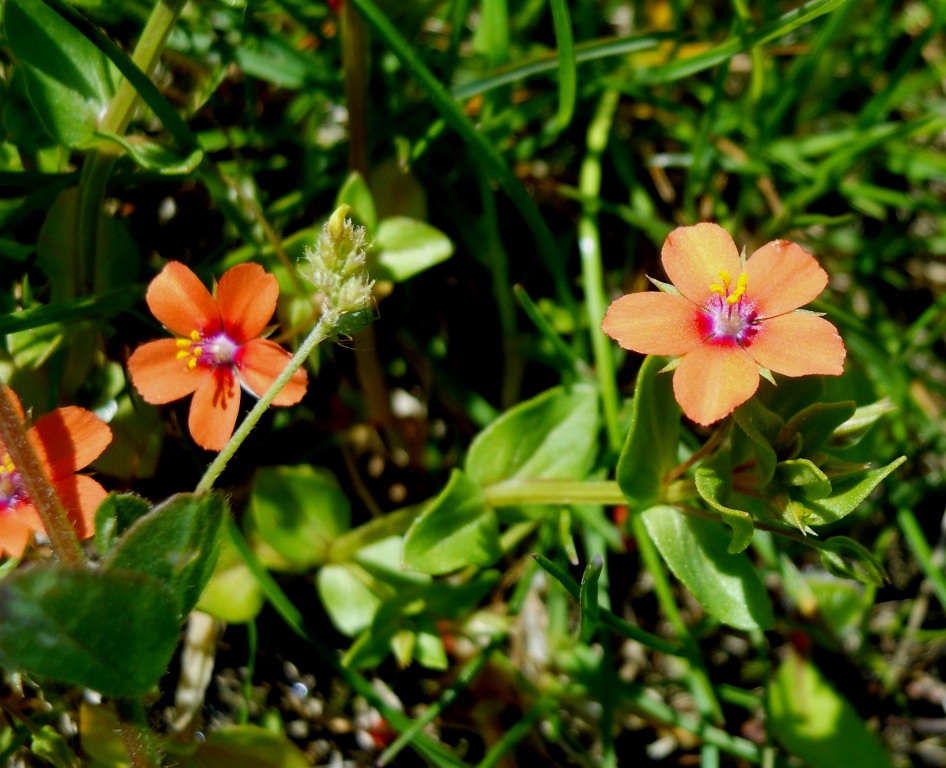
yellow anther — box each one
[726,272,748,304]
[192,347,202,357]
[190,330,201,341]
[1,454,13,474]
[176,338,191,348]
[709,283,726,297]
[187,359,198,370]
[718,270,731,288]
[176,350,190,360]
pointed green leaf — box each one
[467,384,599,485]
[403,469,500,574]
[641,505,773,630]
[778,458,833,500]
[105,492,226,618]
[695,451,755,553]
[769,651,893,768]
[578,554,603,643]
[94,131,203,174]
[0,565,179,696]
[806,456,906,526]
[249,466,351,570]
[616,356,680,509]
[828,399,895,449]
[818,536,887,586]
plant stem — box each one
[0,383,84,565]
[76,0,190,293]
[483,479,626,507]
[196,310,339,493]
[114,698,161,768]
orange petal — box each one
[747,313,846,377]
[673,343,760,426]
[54,474,107,541]
[188,367,241,451]
[147,261,221,337]
[744,240,828,317]
[661,223,742,304]
[601,292,705,356]
[237,339,308,405]
[30,407,112,479]
[0,507,41,558]
[128,339,205,404]
[216,263,279,342]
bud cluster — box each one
[301,205,375,320]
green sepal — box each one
[694,450,755,553]
[646,276,680,294]
[732,399,781,484]
[777,459,833,501]
[818,536,887,586]
[783,400,856,454]
[828,398,896,450]
[617,356,680,509]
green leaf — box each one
[403,469,501,574]
[374,216,454,282]
[616,356,680,509]
[769,650,893,768]
[172,725,310,768]
[578,554,602,643]
[694,451,755,554]
[335,171,378,232]
[249,466,351,569]
[783,400,856,454]
[828,398,895,449]
[94,492,151,556]
[778,458,833,500]
[105,492,226,618]
[818,536,887,586]
[641,505,773,630]
[805,456,906,526]
[317,564,383,637]
[4,0,118,147]
[0,565,179,696]
[466,384,600,485]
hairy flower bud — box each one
[302,205,375,320]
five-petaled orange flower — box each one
[127,261,308,451]
[0,389,112,558]
[602,223,846,426]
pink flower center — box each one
[698,271,759,347]
[176,330,240,371]
[0,452,27,513]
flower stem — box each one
[0,383,84,565]
[483,479,626,507]
[195,310,340,493]
[114,697,161,768]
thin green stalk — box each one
[196,310,338,493]
[513,284,590,379]
[549,0,577,131]
[897,507,946,611]
[0,383,84,565]
[75,0,190,293]
[578,89,622,452]
[484,479,626,507]
[475,693,558,768]
[630,514,724,724]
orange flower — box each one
[127,261,308,451]
[602,223,846,426]
[0,390,112,557]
